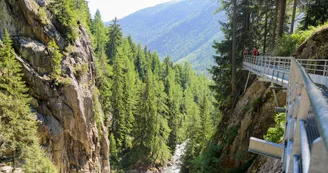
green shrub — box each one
[48,39,62,79]
[38,7,48,25]
[274,23,328,56]
[56,77,71,86]
[264,112,286,143]
[65,45,76,54]
[274,35,299,56]
[74,63,88,77]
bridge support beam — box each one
[248,137,283,159]
[269,86,287,90]
[271,83,279,107]
[275,107,286,113]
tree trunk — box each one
[290,0,297,34]
[263,2,269,54]
[244,0,250,31]
[13,150,15,170]
[232,0,237,94]
[244,0,250,44]
[278,0,287,37]
[272,0,279,46]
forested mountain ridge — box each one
[117,0,226,74]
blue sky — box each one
[88,0,173,21]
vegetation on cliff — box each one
[0,30,56,172]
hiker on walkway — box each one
[243,48,249,55]
[253,47,259,64]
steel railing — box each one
[243,55,328,173]
[243,55,328,88]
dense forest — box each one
[92,11,220,171]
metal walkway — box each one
[244,55,328,173]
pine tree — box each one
[300,0,328,30]
[132,70,170,165]
[135,44,147,81]
[95,51,112,118]
[106,18,123,62]
[92,9,107,57]
[0,30,56,172]
[92,11,113,119]
[164,63,182,151]
[50,0,92,41]
[122,39,137,150]
[199,89,212,141]
[111,45,126,149]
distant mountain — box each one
[116,0,225,74]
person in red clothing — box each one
[253,47,259,64]
[253,47,259,56]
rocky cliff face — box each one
[0,0,110,172]
[214,79,285,172]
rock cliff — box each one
[213,79,285,172]
[0,0,110,172]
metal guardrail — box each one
[243,55,328,173]
[243,56,328,88]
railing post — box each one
[324,61,327,87]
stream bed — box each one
[162,141,188,173]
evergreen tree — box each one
[122,39,137,150]
[163,63,182,151]
[300,0,328,30]
[92,10,113,119]
[95,51,112,118]
[135,44,147,81]
[132,70,170,165]
[92,9,107,57]
[111,45,126,149]
[50,0,92,41]
[106,18,123,62]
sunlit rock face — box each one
[0,0,110,172]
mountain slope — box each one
[118,0,225,73]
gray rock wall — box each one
[0,0,110,172]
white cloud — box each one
[88,0,173,21]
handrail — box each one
[297,59,328,151]
[244,55,328,173]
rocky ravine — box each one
[0,0,110,172]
